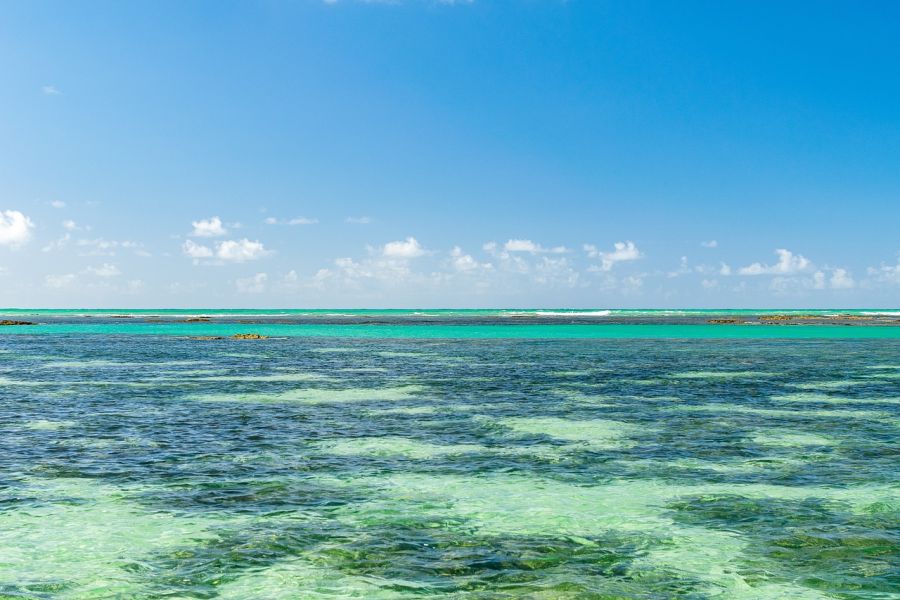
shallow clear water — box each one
[1,322,899,598]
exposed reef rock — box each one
[0,320,35,326]
[708,319,742,324]
[183,317,211,322]
[232,333,268,340]
[189,336,224,340]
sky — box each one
[1,0,899,308]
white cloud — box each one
[183,240,214,259]
[584,241,641,271]
[236,272,268,294]
[0,210,35,247]
[382,237,425,259]
[346,216,372,224]
[45,273,76,288]
[184,238,270,263]
[738,249,811,276]
[812,271,826,290]
[42,85,61,95]
[191,216,227,237]
[867,261,900,285]
[217,239,269,262]
[719,263,732,276]
[50,200,66,209]
[502,239,567,254]
[85,264,121,278]
[449,246,491,272]
[505,239,539,253]
[829,268,855,289]
[701,240,718,248]
[701,279,719,289]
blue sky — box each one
[1,0,899,308]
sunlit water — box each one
[1,315,898,598]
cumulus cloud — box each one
[738,249,811,276]
[501,239,568,254]
[191,216,227,237]
[183,240,214,259]
[218,239,269,261]
[449,246,491,272]
[382,237,425,259]
[829,268,855,289]
[867,261,900,285]
[50,200,66,209]
[701,240,718,248]
[0,210,35,247]
[183,238,270,263]
[584,241,641,271]
[236,272,268,293]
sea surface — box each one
[1,310,898,598]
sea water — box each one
[0,311,898,598]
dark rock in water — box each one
[232,333,268,339]
[759,315,793,321]
[0,320,35,326]
[183,317,211,322]
[708,319,741,324]
[189,335,224,340]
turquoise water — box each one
[2,308,899,339]
[3,323,900,339]
[1,311,898,597]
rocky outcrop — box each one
[0,320,35,326]
[183,317,211,322]
[232,333,268,339]
[189,336,224,340]
[708,318,742,324]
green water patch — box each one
[327,473,898,596]
[317,437,488,460]
[770,392,900,406]
[22,419,76,431]
[498,417,644,450]
[667,403,891,421]
[788,380,868,390]
[190,384,426,405]
[752,431,838,447]
[669,371,780,379]
[368,406,440,415]
[0,478,223,598]
[191,372,332,382]
[668,494,900,597]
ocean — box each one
[1,310,898,598]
